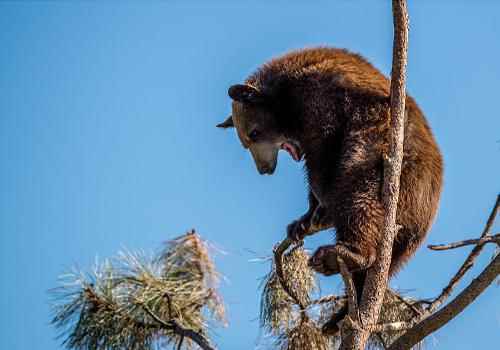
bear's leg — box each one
[310,167,384,274]
[288,191,337,241]
[287,191,319,241]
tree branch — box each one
[339,1,409,348]
[427,195,499,313]
[384,195,500,348]
[143,305,216,350]
[388,252,500,350]
[428,233,499,251]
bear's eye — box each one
[249,129,260,141]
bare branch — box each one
[388,252,500,350]
[339,1,409,348]
[384,195,500,348]
[428,233,499,251]
[427,195,499,313]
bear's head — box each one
[217,84,302,175]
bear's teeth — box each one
[281,142,300,161]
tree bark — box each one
[339,0,409,349]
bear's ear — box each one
[216,115,234,129]
[228,84,264,104]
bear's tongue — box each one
[281,142,300,161]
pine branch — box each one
[50,231,225,350]
[142,305,215,350]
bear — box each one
[217,47,443,335]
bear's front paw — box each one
[310,243,375,274]
[308,244,340,276]
[287,217,310,241]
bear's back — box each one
[247,47,391,99]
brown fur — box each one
[220,47,443,333]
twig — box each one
[427,195,499,313]
[177,335,184,350]
[164,292,174,317]
[428,233,499,251]
[142,305,215,350]
[273,237,307,309]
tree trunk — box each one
[339,0,409,348]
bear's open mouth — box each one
[281,141,303,162]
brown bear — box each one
[217,47,443,334]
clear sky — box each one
[1,1,499,349]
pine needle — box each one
[275,317,329,350]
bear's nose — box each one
[258,165,271,174]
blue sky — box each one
[1,1,499,349]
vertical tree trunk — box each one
[339,1,409,349]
